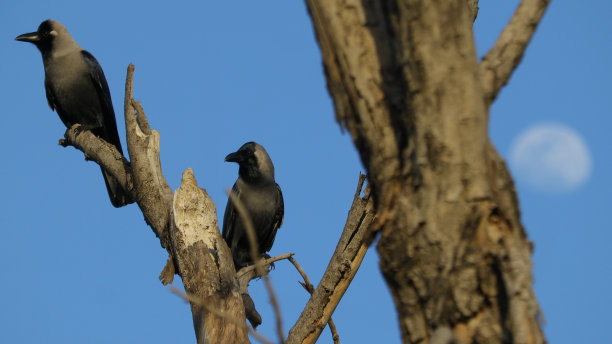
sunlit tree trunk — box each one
[303,0,548,342]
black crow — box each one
[16,19,128,207]
[223,142,284,269]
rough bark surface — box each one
[123,67,174,249]
[171,168,248,344]
[305,0,547,343]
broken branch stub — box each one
[171,168,248,344]
[123,64,173,246]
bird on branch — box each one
[16,19,128,207]
[223,141,284,269]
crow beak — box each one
[15,31,40,43]
[225,151,242,163]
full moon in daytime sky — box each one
[509,123,592,193]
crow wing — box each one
[81,50,123,154]
[222,182,241,250]
[44,78,56,111]
[260,182,284,253]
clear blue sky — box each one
[1,1,610,343]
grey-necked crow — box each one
[223,142,284,269]
[16,20,128,207]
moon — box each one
[509,123,592,193]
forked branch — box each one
[288,257,340,344]
[60,65,251,343]
[287,173,376,344]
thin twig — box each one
[237,253,295,281]
[288,257,314,293]
[227,190,286,344]
[169,287,273,344]
[288,257,340,344]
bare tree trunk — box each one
[304,0,548,343]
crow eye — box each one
[40,30,55,39]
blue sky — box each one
[1,1,610,343]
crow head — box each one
[225,142,275,183]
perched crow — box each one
[223,142,284,269]
[16,19,128,207]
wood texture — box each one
[305,0,547,342]
[171,169,248,344]
[123,65,174,248]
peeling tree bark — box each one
[305,0,548,343]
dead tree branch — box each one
[235,252,295,331]
[288,256,340,344]
[59,65,255,343]
[479,0,551,105]
[60,124,136,205]
[59,64,173,259]
[236,253,295,289]
[123,64,174,247]
[287,173,375,344]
